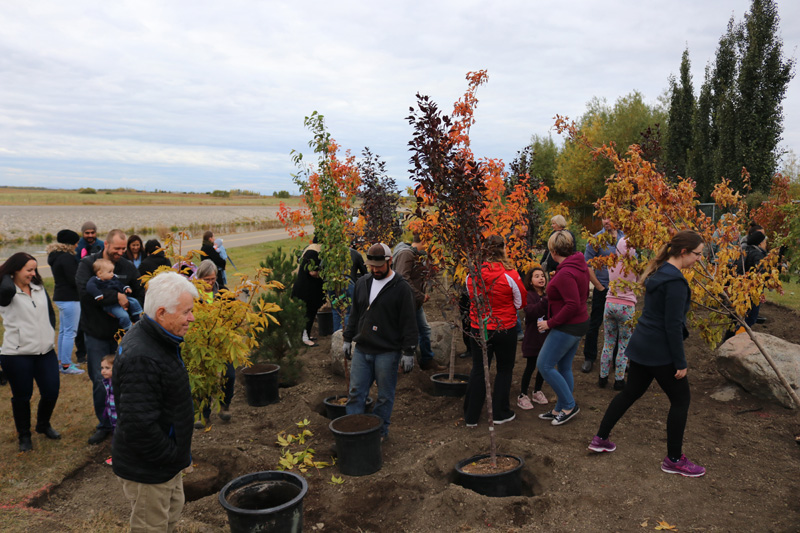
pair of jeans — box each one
[55,301,81,366]
[463,328,517,424]
[745,302,761,327]
[537,328,581,412]
[597,360,691,460]
[200,362,236,422]
[330,280,355,333]
[346,346,400,436]
[0,351,60,404]
[583,287,608,361]
[104,297,143,330]
[416,307,434,363]
[84,334,116,431]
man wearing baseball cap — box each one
[342,243,418,438]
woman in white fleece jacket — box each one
[0,252,61,452]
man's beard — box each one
[372,269,388,280]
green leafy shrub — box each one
[78,187,97,194]
[251,246,308,386]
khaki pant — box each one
[119,471,184,532]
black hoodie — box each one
[626,262,691,370]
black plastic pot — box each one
[430,373,470,397]
[454,454,525,497]
[322,395,374,419]
[218,470,308,533]
[241,364,280,407]
[316,310,333,337]
[328,413,383,476]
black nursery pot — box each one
[219,470,308,533]
[454,454,525,497]
[430,373,470,397]
[322,395,374,419]
[241,364,280,407]
[329,413,383,476]
[316,310,334,337]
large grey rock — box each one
[329,320,468,374]
[717,332,800,409]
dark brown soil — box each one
[330,414,382,433]
[35,301,800,532]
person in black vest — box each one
[76,229,145,445]
[112,271,198,531]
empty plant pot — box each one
[218,470,308,533]
[316,310,334,337]
[322,395,374,419]
[430,373,470,397]
[328,413,383,476]
[455,453,524,497]
[242,364,280,407]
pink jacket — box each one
[607,237,637,306]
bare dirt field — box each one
[19,298,799,532]
[0,205,281,241]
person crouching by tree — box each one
[342,243,418,439]
[589,230,706,478]
[113,272,198,531]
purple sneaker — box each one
[661,455,706,477]
[588,436,616,453]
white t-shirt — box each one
[368,271,395,305]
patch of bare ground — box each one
[33,300,800,532]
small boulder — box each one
[716,332,800,409]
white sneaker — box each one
[530,391,548,404]
[60,364,84,375]
[517,394,534,410]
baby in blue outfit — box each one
[86,258,142,331]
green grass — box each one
[770,278,800,312]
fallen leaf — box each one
[641,520,649,527]
[654,520,677,530]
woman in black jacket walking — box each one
[47,230,85,374]
[201,231,226,287]
[588,230,706,478]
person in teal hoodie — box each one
[589,230,706,478]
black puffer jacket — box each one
[76,251,144,340]
[47,243,79,301]
[112,316,194,484]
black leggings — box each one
[597,360,690,460]
[520,356,544,395]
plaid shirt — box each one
[103,378,117,429]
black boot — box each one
[11,399,33,452]
[35,397,61,440]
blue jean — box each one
[745,302,761,327]
[416,307,434,363]
[346,346,400,436]
[330,280,355,333]
[84,334,116,431]
[537,328,582,412]
[200,362,236,421]
[104,297,143,330]
[55,301,81,366]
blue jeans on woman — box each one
[537,328,582,412]
[346,346,400,436]
[55,301,81,367]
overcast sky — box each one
[1,1,798,195]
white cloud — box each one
[0,0,797,194]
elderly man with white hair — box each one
[112,272,198,533]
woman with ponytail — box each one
[588,230,706,478]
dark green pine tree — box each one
[709,19,741,192]
[734,0,795,192]
[665,48,695,180]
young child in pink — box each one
[599,237,637,389]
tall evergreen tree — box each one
[665,48,695,179]
[735,0,795,191]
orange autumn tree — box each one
[407,71,547,464]
[278,112,362,323]
[555,116,798,408]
